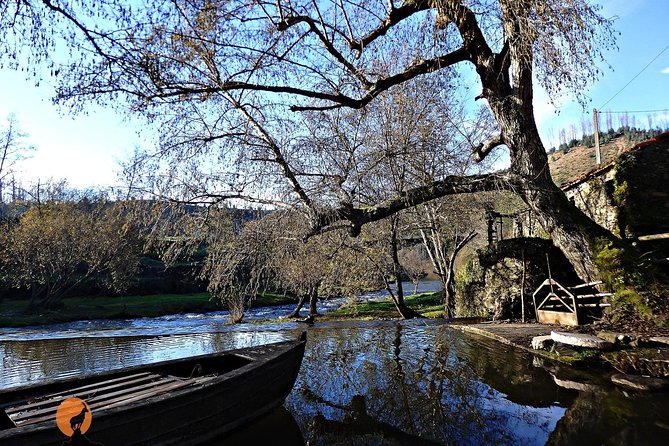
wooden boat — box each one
[0,332,306,445]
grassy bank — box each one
[318,291,443,321]
[0,292,295,328]
[0,290,443,328]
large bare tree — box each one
[4,1,644,295]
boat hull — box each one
[0,335,306,446]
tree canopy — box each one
[6,1,647,296]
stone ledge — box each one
[611,373,669,392]
[551,331,614,351]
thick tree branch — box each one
[472,133,505,162]
[291,48,470,111]
[308,171,515,237]
[348,0,431,53]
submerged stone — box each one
[596,331,633,345]
[551,331,614,351]
[552,374,603,393]
[611,373,669,392]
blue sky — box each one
[534,0,669,148]
[1,0,668,190]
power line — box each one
[603,108,669,114]
[599,40,669,110]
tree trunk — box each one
[486,88,619,284]
[443,231,477,318]
[308,286,319,316]
[389,222,422,319]
[520,249,526,323]
[443,268,456,318]
[287,293,307,318]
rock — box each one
[552,375,603,393]
[649,336,669,347]
[531,335,554,350]
[551,331,614,351]
[596,331,633,345]
[611,373,669,392]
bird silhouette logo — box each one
[55,398,103,445]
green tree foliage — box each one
[1,199,145,309]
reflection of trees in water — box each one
[547,389,669,446]
[288,323,558,445]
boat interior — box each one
[0,353,253,430]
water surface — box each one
[0,281,442,341]
[2,319,668,445]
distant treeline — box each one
[548,125,669,155]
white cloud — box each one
[661,67,669,74]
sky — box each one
[0,0,668,191]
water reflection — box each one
[287,321,567,445]
[2,320,668,445]
[199,407,304,446]
[0,331,292,388]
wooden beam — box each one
[574,292,613,299]
[6,373,159,415]
[568,281,603,290]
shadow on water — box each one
[1,318,669,445]
[199,407,304,446]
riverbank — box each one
[0,292,295,327]
[320,293,669,386]
[317,291,444,320]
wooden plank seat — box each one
[5,372,158,415]
[5,372,217,428]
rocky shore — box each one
[451,320,669,392]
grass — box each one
[0,289,442,328]
[0,292,295,328]
[548,136,629,186]
[319,291,443,321]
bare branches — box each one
[0,115,33,186]
[221,91,313,209]
[277,15,371,87]
[348,0,431,54]
[308,171,515,237]
[290,48,470,111]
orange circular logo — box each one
[55,398,92,437]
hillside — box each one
[547,136,630,187]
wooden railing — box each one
[532,279,611,326]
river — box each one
[1,283,668,445]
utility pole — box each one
[593,108,601,166]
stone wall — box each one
[563,167,618,234]
[561,135,669,238]
[614,139,669,238]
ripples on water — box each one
[0,281,443,342]
[0,330,295,388]
[2,284,669,445]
